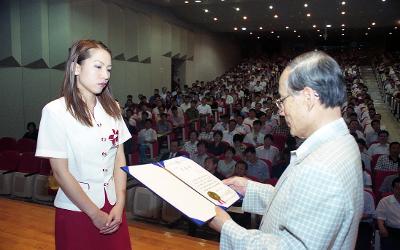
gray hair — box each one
[286,51,346,108]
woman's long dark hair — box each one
[60,40,121,126]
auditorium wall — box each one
[0,0,240,138]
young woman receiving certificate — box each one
[36,40,132,250]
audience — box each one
[256,134,280,166]
[217,147,237,178]
[244,146,270,182]
[22,122,38,141]
[375,142,400,171]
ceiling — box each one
[139,0,400,38]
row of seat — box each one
[0,137,36,153]
[0,150,54,203]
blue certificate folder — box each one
[121,156,240,226]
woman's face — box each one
[75,48,112,98]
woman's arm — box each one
[50,158,108,230]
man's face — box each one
[389,144,400,157]
[264,137,272,147]
[234,163,247,176]
[253,123,261,133]
[278,68,307,137]
[229,121,236,131]
[378,133,388,144]
[372,121,380,131]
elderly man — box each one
[209,51,364,249]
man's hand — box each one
[208,207,232,233]
[223,177,249,196]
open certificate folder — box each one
[121,156,240,225]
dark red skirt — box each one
[55,191,132,250]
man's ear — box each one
[73,62,81,76]
[302,87,318,111]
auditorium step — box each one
[360,66,400,142]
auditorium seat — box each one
[0,137,17,152]
[130,186,162,220]
[0,151,20,195]
[373,170,398,199]
[16,138,36,153]
[32,159,55,202]
[11,152,41,198]
[370,154,383,171]
[272,134,287,151]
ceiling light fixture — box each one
[342,28,345,31]
[235,7,240,11]
[294,30,297,33]
[365,32,368,35]
[243,16,247,20]
[326,24,332,28]
[204,9,209,13]
[298,35,301,38]
[285,26,289,29]
[312,24,317,28]
[341,11,346,15]
[269,5,273,9]
[371,22,376,26]
[317,29,320,32]
[213,17,218,21]
[259,26,263,30]
[367,27,371,30]
[195,0,202,2]
[341,24,346,27]
[257,36,260,39]
[395,27,398,30]
[250,32,253,35]
[241,27,247,30]
[341,33,344,36]
[341,1,346,5]
[274,14,278,18]
[233,27,238,31]
[389,32,392,34]
[271,31,274,34]
[304,3,308,7]
[319,34,322,37]
[277,35,280,38]
[307,13,311,17]
[184,1,189,4]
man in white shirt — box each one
[365,119,380,146]
[368,130,390,156]
[180,95,191,112]
[243,109,258,128]
[256,134,280,166]
[197,97,212,116]
[235,115,251,135]
[138,119,157,163]
[222,119,239,146]
[243,120,265,147]
[376,177,400,250]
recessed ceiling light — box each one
[297,35,301,38]
[326,24,332,28]
[382,0,386,2]
[307,13,311,17]
[269,5,273,9]
[213,17,218,21]
[294,30,297,33]
[243,16,247,20]
[341,1,346,5]
[389,32,392,35]
[319,34,322,37]
[233,27,238,31]
[285,26,289,29]
[341,11,346,15]
[235,7,240,11]
[395,27,398,30]
[204,9,209,13]
[312,24,317,28]
[259,26,263,30]
[341,24,346,27]
[257,36,260,39]
[274,14,278,18]
[317,29,320,32]
[304,3,308,7]
[184,1,189,4]
[271,31,274,34]
[341,33,344,36]
[342,28,345,31]
[367,27,371,30]
[195,0,202,2]
[250,32,253,35]
[277,35,280,38]
[371,22,376,26]
[365,32,368,35]
[241,27,247,30]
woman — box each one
[217,146,237,178]
[36,40,132,250]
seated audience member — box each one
[207,130,228,157]
[355,190,375,250]
[183,131,199,157]
[213,114,229,131]
[271,148,291,179]
[185,100,200,121]
[197,97,212,116]
[365,119,381,146]
[271,116,290,137]
[368,130,390,156]
[375,142,400,172]
[157,113,172,134]
[204,156,225,180]
[348,119,366,141]
[222,119,239,146]
[169,106,184,128]
[232,160,248,177]
[232,134,246,159]
[160,140,182,161]
[198,122,214,142]
[244,146,270,182]
[23,122,39,140]
[136,111,150,131]
[362,162,372,191]
[180,95,191,112]
[356,138,371,171]
[243,109,258,128]
[138,119,157,163]
[235,115,251,135]
[376,177,400,250]
[217,147,237,178]
[256,134,280,166]
[191,141,208,166]
[243,120,265,147]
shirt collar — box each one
[292,118,349,163]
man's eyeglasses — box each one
[275,94,291,110]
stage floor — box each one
[0,198,219,250]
